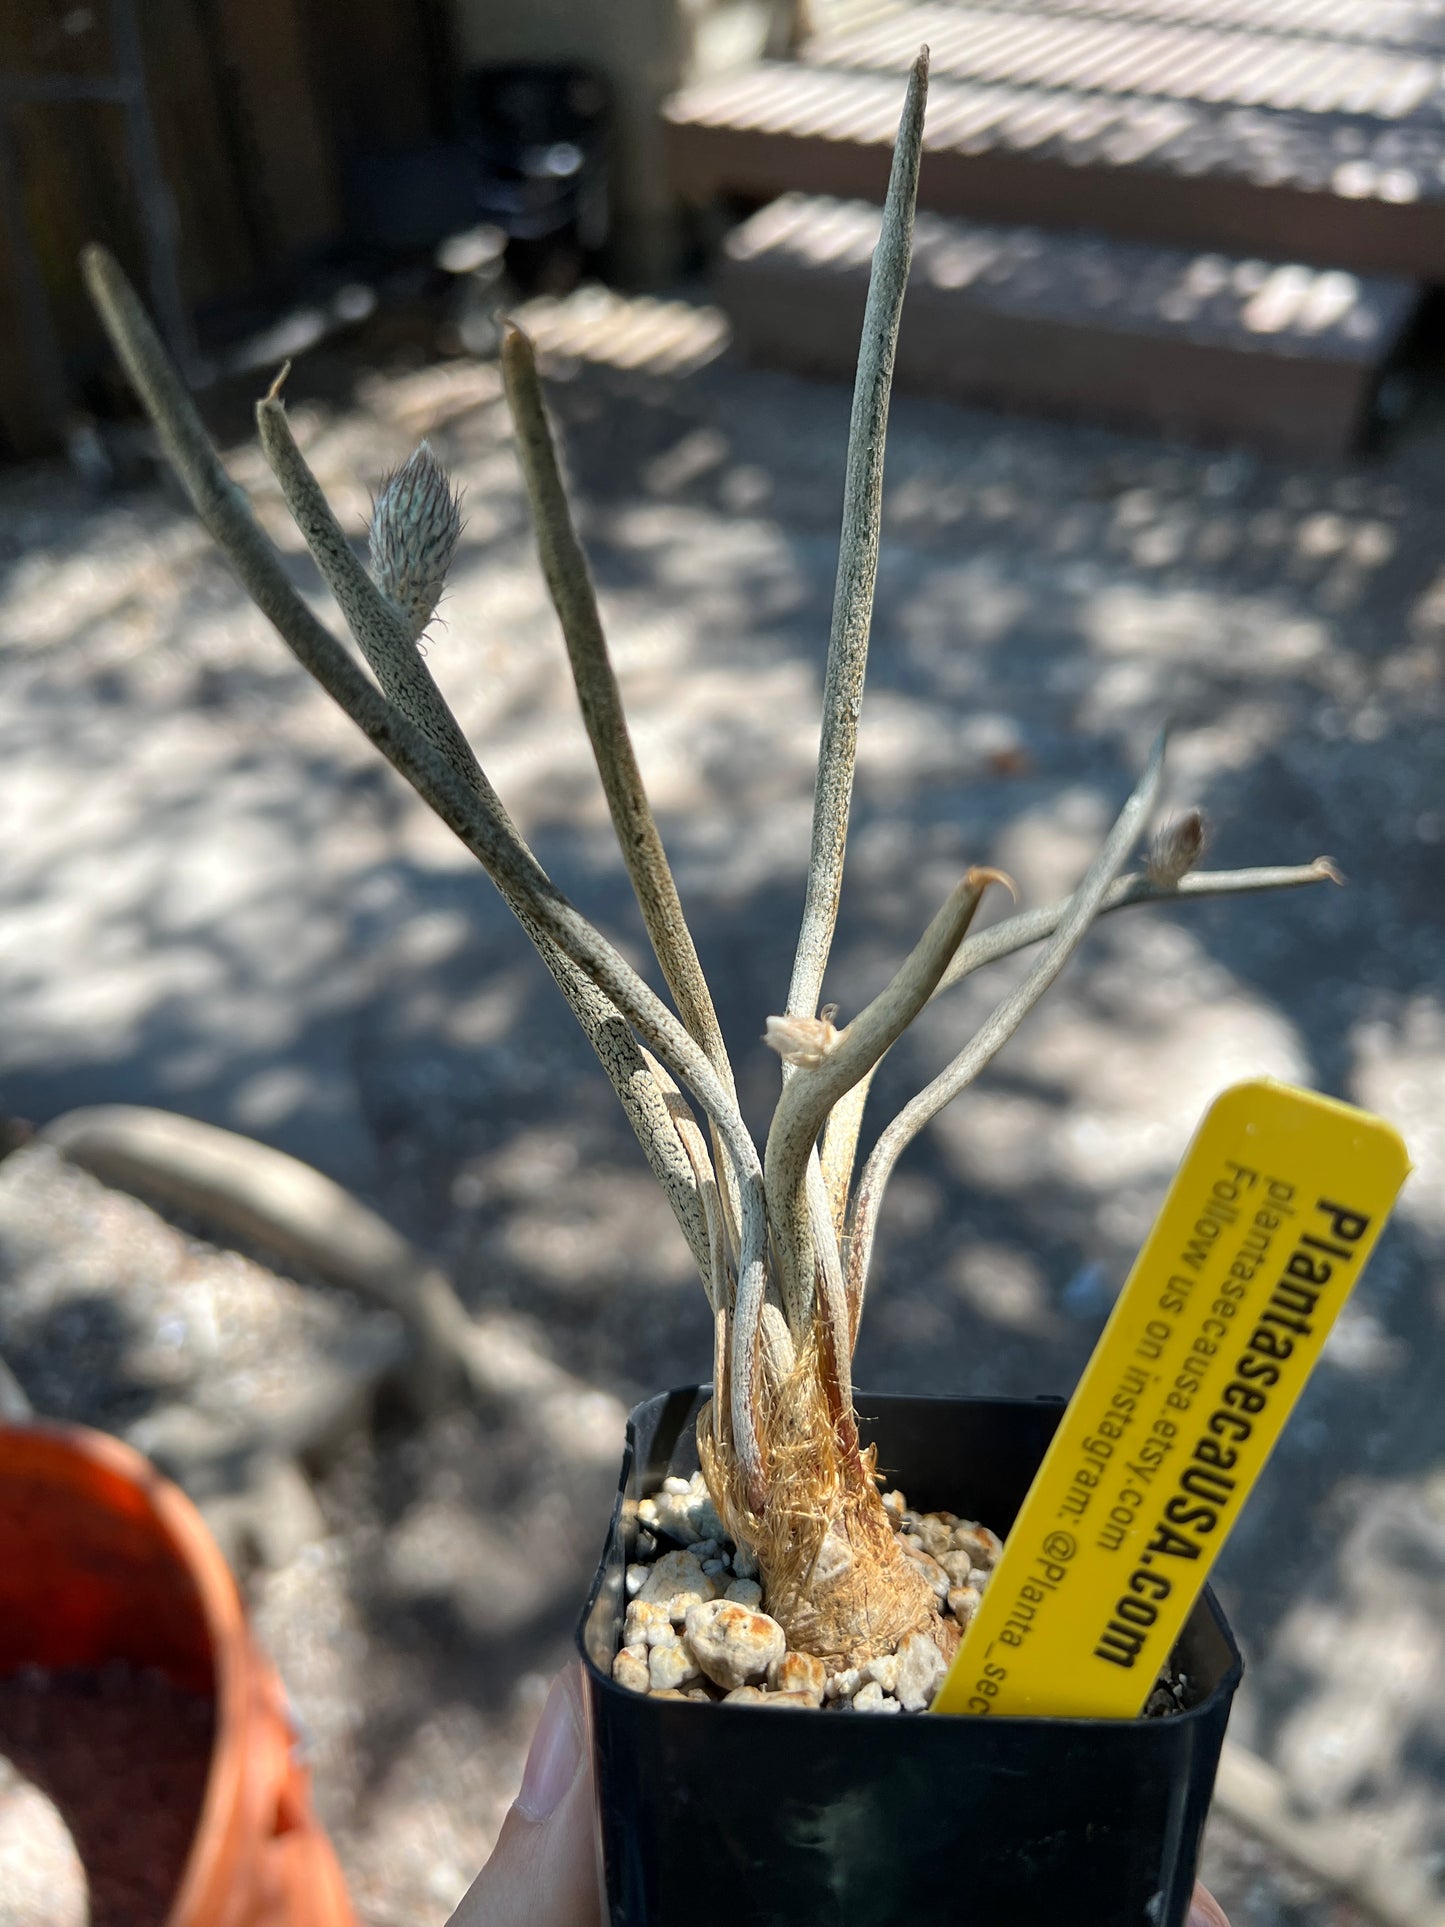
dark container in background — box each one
[460,63,610,291]
[578,1387,1242,1927]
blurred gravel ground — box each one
[0,289,1441,1923]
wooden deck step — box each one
[715,192,1419,455]
[665,59,1445,277]
[888,0,1445,57]
[806,6,1445,118]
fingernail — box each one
[1187,1885,1229,1927]
[516,1669,584,1822]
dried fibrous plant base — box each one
[616,1467,992,1710]
[700,1342,946,1668]
[731,1455,948,1669]
[0,1665,213,1927]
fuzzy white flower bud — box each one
[369,441,463,641]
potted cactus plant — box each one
[83,49,1339,1927]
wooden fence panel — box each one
[0,0,428,455]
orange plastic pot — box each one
[0,1422,356,1927]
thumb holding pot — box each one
[448,1666,602,1927]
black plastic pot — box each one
[578,1387,1242,1927]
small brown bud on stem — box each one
[1147,808,1208,887]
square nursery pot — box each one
[578,1387,1242,1927]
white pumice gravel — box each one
[648,1643,701,1691]
[903,1546,952,1599]
[767,1653,826,1705]
[635,1549,720,1622]
[624,1599,679,1648]
[612,1645,650,1694]
[862,1654,898,1695]
[612,1482,1005,1712]
[684,1600,787,1691]
[637,1472,726,1547]
[852,1681,899,1713]
[953,1524,1003,1566]
[894,1630,948,1712]
[948,1584,982,1624]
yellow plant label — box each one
[932,1079,1410,1720]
